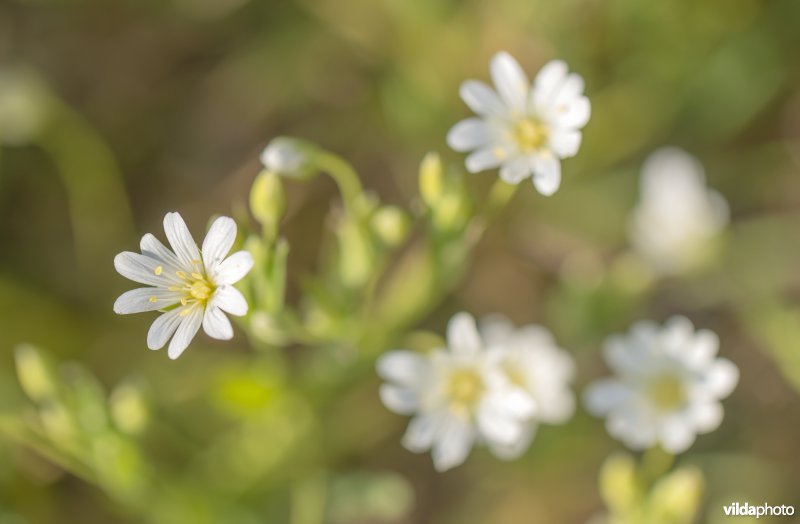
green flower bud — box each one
[14,344,57,403]
[249,170,286,230]
[418,152,444,207]
[371,206,410,247]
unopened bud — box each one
[419,152,444,207]
[371,206,410,247]
[250,170,286,229]
[260,137,317,179]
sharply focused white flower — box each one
[114,212,254,360]
[447,52,591,196]
[376,312,572,471]
[584,316,739,454]
[478,316,576,459]
[630,147,729,275]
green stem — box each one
[315,151,364,218]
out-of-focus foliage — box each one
[1,0,800,522]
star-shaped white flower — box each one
[114,212,254,359]
[376,312,537,472]
[447,52,591,196]
[584,316,739,454]
[630,147,729,275]
[478,316,576,459]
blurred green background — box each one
[1,0,800,522]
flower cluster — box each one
[376,312,575,471]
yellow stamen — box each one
[168,286,181,292]
[154,266,163,276]
[447,368,484,415]
[179,308,192,317]
[648,375,686,411]
[176,271,188,280]
[149,296,158,303]
[180,298,188,306]
[191,259,202,265]
[191,272,204,280]
[514,118,548,152]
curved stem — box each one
[314,151,364,218]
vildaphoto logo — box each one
[723,502,795,518]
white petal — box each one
[689,401,724,434]
[459,80,507,118]
[167,306,203,359]
[584,379,629,416]
[376,351,428,388]
[548,129,582,158]
[202,216,237,276]
[531,60,568,110]
[402,413,441,452]
[606,409,657,450]
[530,153,561,196]
[498,156,531,184]
[551,95,591,129]
[379,384,418,415]
[212,285,248,316]
[478,315,515,347]
[114,251,181,287]
[476,402,524,446]
[431,416,475,472]
[140,233,183,270]
[464,145,507,173]
[490,51,529,114]
[703,358,739,398]
[447,312,482,355]
[213,251,254,285]
[658,416,696,454]
[202,305,233,340]
[147,309,183,350]
[113,288,182,314]
[488,423,537,460]
[163,212,201,267]
[684,329,719,369]
[446,118,494,152]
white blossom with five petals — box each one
[584,316,739,454]
[114,212,254,359]
[447,52,591,195]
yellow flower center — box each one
[154,262,216,314]
[447,368,485,415]
[514,118,548,152]
[647,374,686,411]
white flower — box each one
[584,316,739,454]
[447,52,591,196]
[478,315,576,459]
[114,212,254,359]
[377,312,539,472]
[630,147,729,275]
[260,137,314,179]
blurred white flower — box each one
[478,316,576,459]
[376,312,573,471]
[584,316,739,454]
[114,212,254,359]
[260,137,315,179]
[630,147,729,275]
[447,52,591,196]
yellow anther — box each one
[191,259,202,265]
[149,296,158,303]
[154,266,163,276]
[492,146,507,160]
[191,272,205,281]
[176,271,188,279]
[168,286,181,292]
[180,297,188,306]
[179,308,192,317]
